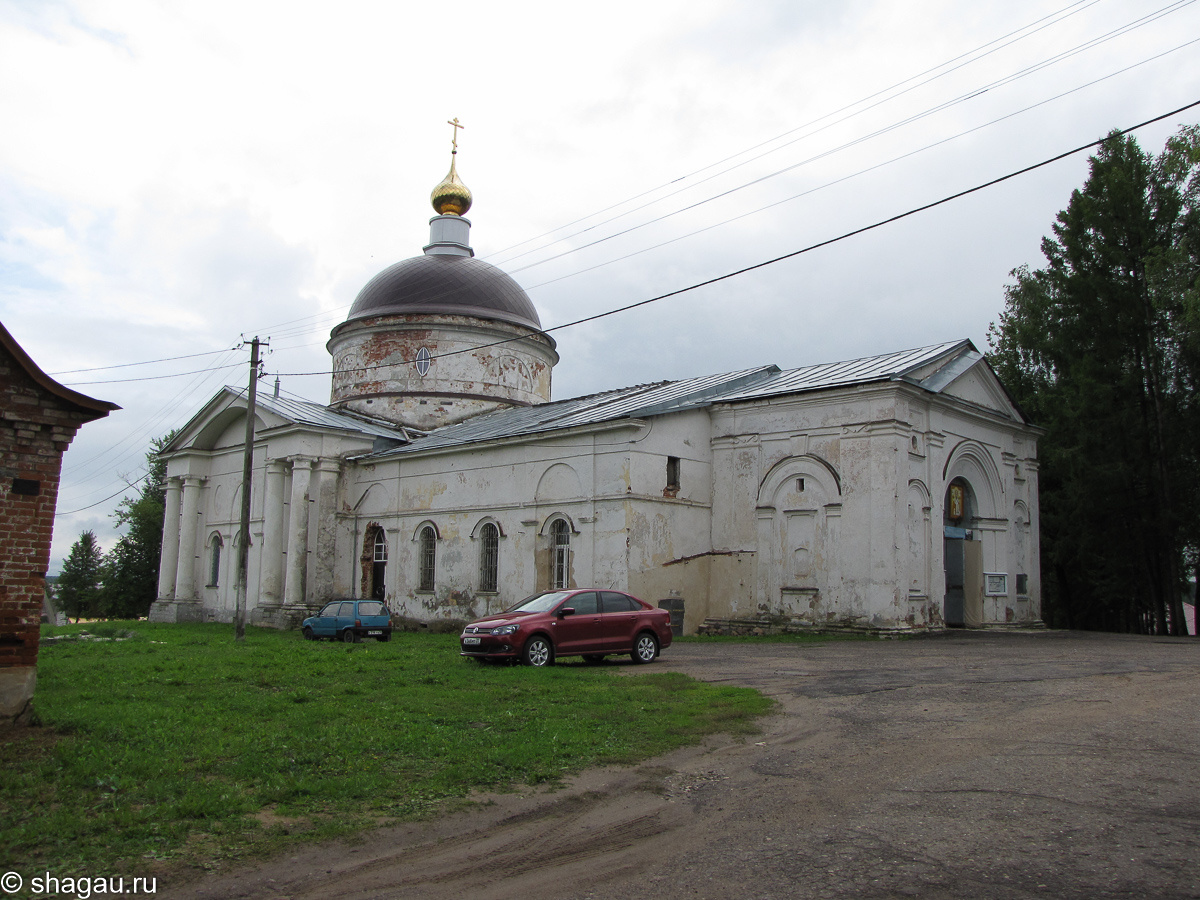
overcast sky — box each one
[2,0,1198,573]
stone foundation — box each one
[251,604,313,630]
[698,616,922,637]
[0,667,36,726]
[148,599,205,623]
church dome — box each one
[345,254,544,332]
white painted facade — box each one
[152,342,1041,634]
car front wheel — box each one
[523,636,554,667]
[631,632,658,664]
[303,626,315,641]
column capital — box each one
[289,455,317,469]
[181,474,206,487]
[314,457,341,475]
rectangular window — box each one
[666,456,680,491]
[1016,573,1029,596]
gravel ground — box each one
[163,630,1200,900]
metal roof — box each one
[339,254,545,333]
[363,366,780,459]
[712,340,970,403]
[343,339,1000,461]
[235,389,416,441]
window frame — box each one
[550,518,570,590]
[418,525,437,592]
[207,534,223,588]
[479,522,500,593]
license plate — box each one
[367,630,382,636]
[463,636,481,645]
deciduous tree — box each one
[99,433,173,619]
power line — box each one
[55,474,147,517]
[61,361,244,387]
[271,98,1200,379]
[520,36,1200,294]
[486,0,1102,266]
[47,347,237,376]
[503,0,1199,278]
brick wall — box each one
[0,331,114,724]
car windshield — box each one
[504,591,574,614]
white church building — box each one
[151,149,1041,635]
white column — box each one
[173,475,204,601]
[309,457,341,603]
[157,477,182,600]
[260,459,286,606]
[283,457,313,607]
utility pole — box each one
[234,336,264,642]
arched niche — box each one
[535,462,583,504]
[943,439,1002,519]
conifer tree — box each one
[989,126,1200,634]
[58,530,104,622]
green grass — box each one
[2,622,772,877]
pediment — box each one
[937,362,1024,422]
[166,389,292,452]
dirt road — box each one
[166,631,1200,900]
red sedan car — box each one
[460,589,673,666]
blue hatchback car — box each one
[302,599,392,643]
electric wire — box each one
[520,36,1200,293]
[486,0,1102,265]
[503,0,1199,276]
[268,98,1200,380]
[41,2,1186,382]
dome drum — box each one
[329,140,556,431]
[328,315,557,431]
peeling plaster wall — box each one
[338,410,717,625]
[328,315,557,430]
[160,369,1039,636]
[708,382,1040,632]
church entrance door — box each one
[944,535,965,627]
[943,532,982,628]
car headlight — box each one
[491,624,519,635]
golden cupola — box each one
[431,154,472,216]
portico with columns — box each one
[149,392,398,626]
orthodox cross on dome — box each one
[431,117,472,216]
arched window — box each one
[207,534,223,587]
[551,518,570,590]
[371,529,387,601]
[479,522,499,592]
[418,525,437,592]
